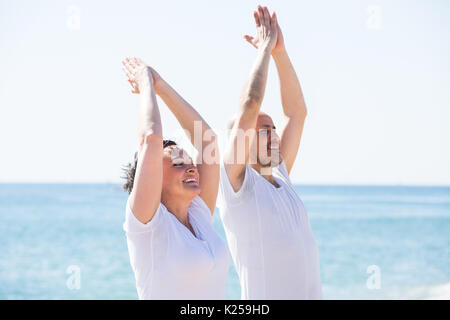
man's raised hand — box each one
[243,5,278,53]
[244,6,284,54]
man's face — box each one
[255,113,281,167]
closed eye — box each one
[172,160,184,167]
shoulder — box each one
[218,163,257,204]
[123,197,169,234]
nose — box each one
[186,164,197,174]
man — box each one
[217,6,322,299]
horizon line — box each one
[1,181,449,188]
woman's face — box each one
[161,146,200,203]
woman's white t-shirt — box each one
[217,160,322,300]
[123,196,230,299]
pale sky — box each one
[1,0,449,185]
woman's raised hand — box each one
[122,57,162,94]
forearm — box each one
[240,47,272,109]
[138,79,163,146]
[273,49,307,118]
[131,93,164,225]
[224,47,272,179]
[156,80,215,150]
[156,78,219,212]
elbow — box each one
[302,108,308,119]
[240,95,262,111]
[295,105,308,119]
[285,108,307,122]
[301,102,308,118]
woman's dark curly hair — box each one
[122,139,177,194]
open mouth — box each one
[183,178,198,184]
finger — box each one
[126,57,139,73]
[245,39,258,49]
[244,35,257,48]
[132,57,142,68]
[263,6,271,28]
[258,5,265,26]
[128,79,139,94]
[253,11,260,27]
[128,80,136,92]
[122,63,133,75]
[122,67,133,80]
[125,57,133,68]
[122,60,135,75]
[128,57,138,69]
[128,79,136,89]
[271,12,277,30]
[276,14,282,33]
[121,60,130,70]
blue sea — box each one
[1,184,449,299]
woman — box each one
[121,57,229,299]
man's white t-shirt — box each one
[123,196,230,299]
[217,160,322,299]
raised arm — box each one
[153,73,219,215]
[272,23,307,174]
[244,11,307,174]
[122,57,163,224]
[224,6,278,192]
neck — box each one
[251,163,277,185]
[161,196,192,226]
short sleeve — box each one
[123,199,169,298]
[189,196,214,225]
[123,198,166,234]
[217,163,255,208]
